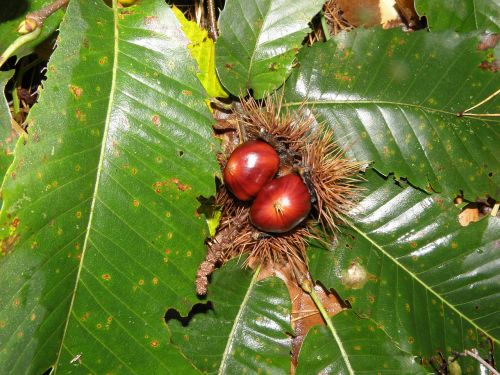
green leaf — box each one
[0,70,15,196]
[216,0,325,99]
[172,6,228,99]
[0,0,218,373]
[415,0,500,32]
[308,170,500,371]
[0,0,64,61]
[296,310,427,374]
[169,259,292,374]
[284,29,500,201]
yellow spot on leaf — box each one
[69,85,83,98]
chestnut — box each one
[223,140,280,201]
[250,174,311,233]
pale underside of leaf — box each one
[172,6,229,99]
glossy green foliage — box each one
[216,0,324,98]
[169,259,292,374]
[0,70,15,195]
[308,170,500,372]
[296,310,427,374]
[0,0,64,60]
[416,0,500,31]
[0,0,218,373]
[172,6,228,99]
[284,29,500,200]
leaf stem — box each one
[210,97,233,110]
[460,112,500,117]
[320,12,331,41]
[459,88,500,116]
[0,28,42,70]
[301,279,354,375]
[455,349,499,375]
[20,0,69,32]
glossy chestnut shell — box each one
[223,140,280,201]
[250,174,311,233]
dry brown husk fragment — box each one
[196,96,364,295]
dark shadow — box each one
[0,0,29,23]
[315,280,351,310]
[165,301,213,327]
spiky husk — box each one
[196,95,364,294]
[303,130,365,232]
[235,96,364,232]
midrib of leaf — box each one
[246,0,269,88]
[283,99,497,123]
[347,221,500,346]
[217,265,260,375]
[53,1,120,371]
[321,305,355,374]
[332,331,354,374]
[472,0,478,29]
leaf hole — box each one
[178,150,184,157]
[165,302,213,327]
[457,197,497,226]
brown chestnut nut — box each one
[250,174,311,233]
[223,140,280,201]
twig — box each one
[454,349,499,375]
[210,98,233,110]
[0,0,69,68]
[18,0,69,33]
[0,28,42,69]
[206,0,218,40]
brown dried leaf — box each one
[458,206,480,227]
